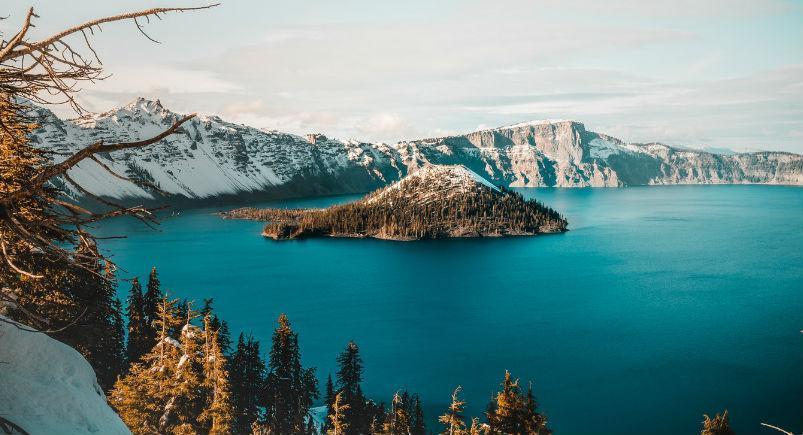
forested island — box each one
[221,165,568,241]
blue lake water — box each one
[92,185,803,435]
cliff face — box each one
[398,121,621,187]
[30,99,803,205]
[400,121,802,188]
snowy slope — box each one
[29,98,403,202]
[0,316,130,435]
[365,164,501,207]
[29,98,803,205]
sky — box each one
[4,0,803,152]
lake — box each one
[92,185,803,435]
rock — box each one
[28,99,803,207]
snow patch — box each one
[497,119,575,130]
[0,316,131,435]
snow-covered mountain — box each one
[366,164,501,206]
[30,98,803,205]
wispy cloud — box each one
[16,0,802,152]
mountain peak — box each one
[366,164,500,206]
[406,164,500,192]
[124,97,166,113]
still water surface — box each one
[94,185,803,434]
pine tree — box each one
[109,295,127,386]
[335,340,368,433]
[328,392,350,435]
[486,371,550,435]
[467,417,484,435]
[700,410,735,435]
[523,383,548,434]
[440,386,468,435]
[200,315,234,435]
[200,298,231,355]
[384,391,412,435]
[112,296,238,435]
[96,262,127,391]
[217,319,232,356]
[412,394,426,435]
[230,333,266,433]
[170,302,206,434]
[125,277,150,364]
[262,313,319,433]
[111,296,183,433]
[324,374,336,432]
[53,250,127,392]
[142,266,162,342]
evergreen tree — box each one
[384,391,412,435]
[109,295,128,386]
[230,333,266,433]
[217,319,232,356]
[113,297,238,435]
[142,266,161,342]
[169,302,206,434]
[700,410,735,435]
[96,263,127,391]
[467,417,484,435]
[201,298,231,355]
[523,383,547,434]
[440,386,468,435]
[335,340,368,433]
[111,296,183,433]
[486,371,550,435]
[262,313,319,433]
[366,400,387,435]
[412,394,426,435]
[200,314,234,435]
[328,392,351,435]
[125,277,150,364]
[54,250,127,392]
[324,374,336,431]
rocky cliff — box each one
[30,99,803,206]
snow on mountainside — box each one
[0,316,130,435]
[29,98,803,205]
[366,164,500,205]
[29,98,403,203]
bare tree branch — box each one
[4,5,219,61]
[760,423,795,435]
[0,4,216,328]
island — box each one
[221,165,568,240]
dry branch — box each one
[0,4,216,328]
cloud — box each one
[355,113,420,142]
[540,0,796,18]
[31,0,802,153]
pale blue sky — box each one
[5,0,803,152]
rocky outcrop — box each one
[30,99,803,206]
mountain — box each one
[29,98,803,206]
[222,164,568,240]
